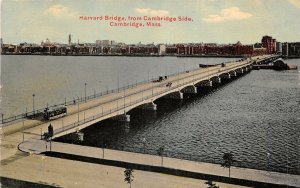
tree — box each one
[100,138,107,159]
[221,152,234,178]
[124,168,134,188]
[205,180,219,188]
[157,146,164,166]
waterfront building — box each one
[0,35,287,56]
[262,35,276,54]
[276,42,282,54]
[282,42,300,58]
[68,34,72,46]
[102,40,111,46]
[158,44,166,55]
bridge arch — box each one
[195,79,212,87]
[181,85,197,94]
[210,76,221,84]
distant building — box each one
[282,42,300,57]
[261,35,276,54]
[289,42,300,57]
[252,43,267,56]
[111,40,116,46]
[158,44,166,55]
[102,40,111,46]
[95,40,101,46]
[276,42,282,54]
[68,34,71,46]
[253,43,263,48]
[95,40,114,46]
[282,42,289,56]
[0,38,3,53]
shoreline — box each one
[1,53,246,58]
[3,53,299,59]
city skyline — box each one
[1,0,300,44]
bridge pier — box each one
[229,71,237,77]
[219,73,231,80]
[210,76,221,84]
[163,91,184,99]
[243,67,249,72]
[181,85,197,94]
[236,68,244,75]
[111,114,130,122]
[247,65,252,71]
[138,102,157,111]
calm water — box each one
[1,56,300,174]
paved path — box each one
[0,151,249,188]
[18,139,300,187]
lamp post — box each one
[123,88,126,111]
[142,138,146,154]
[84,83,87,102]
[117,75,120,92]
[32,94,35,116]
[1,113,3,124]
[77,97,79,123]
[267,152,271,171]
[151,74,154,97]
[22,118,25,141]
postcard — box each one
[0,0,299,187]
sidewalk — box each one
[18,139,300,187]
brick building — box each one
[261,35,276,54]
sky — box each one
[1,0,300,44]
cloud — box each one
[135,8,170,17]
[203,7,253,23]
[44,4,78,18]
[287,0,300,9]
[11,0,34,1]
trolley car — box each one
[44,105,67,120]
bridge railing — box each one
[0,75,165,125]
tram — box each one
[44,105,67,120]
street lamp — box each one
[22,118,25,141]
[117,75,120,92]
[267,152,271,171]
[32,94,35,115]
[84,83,87,102]
[142,138,146,153]
[123,88,126,111]
[77,97,80,123]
